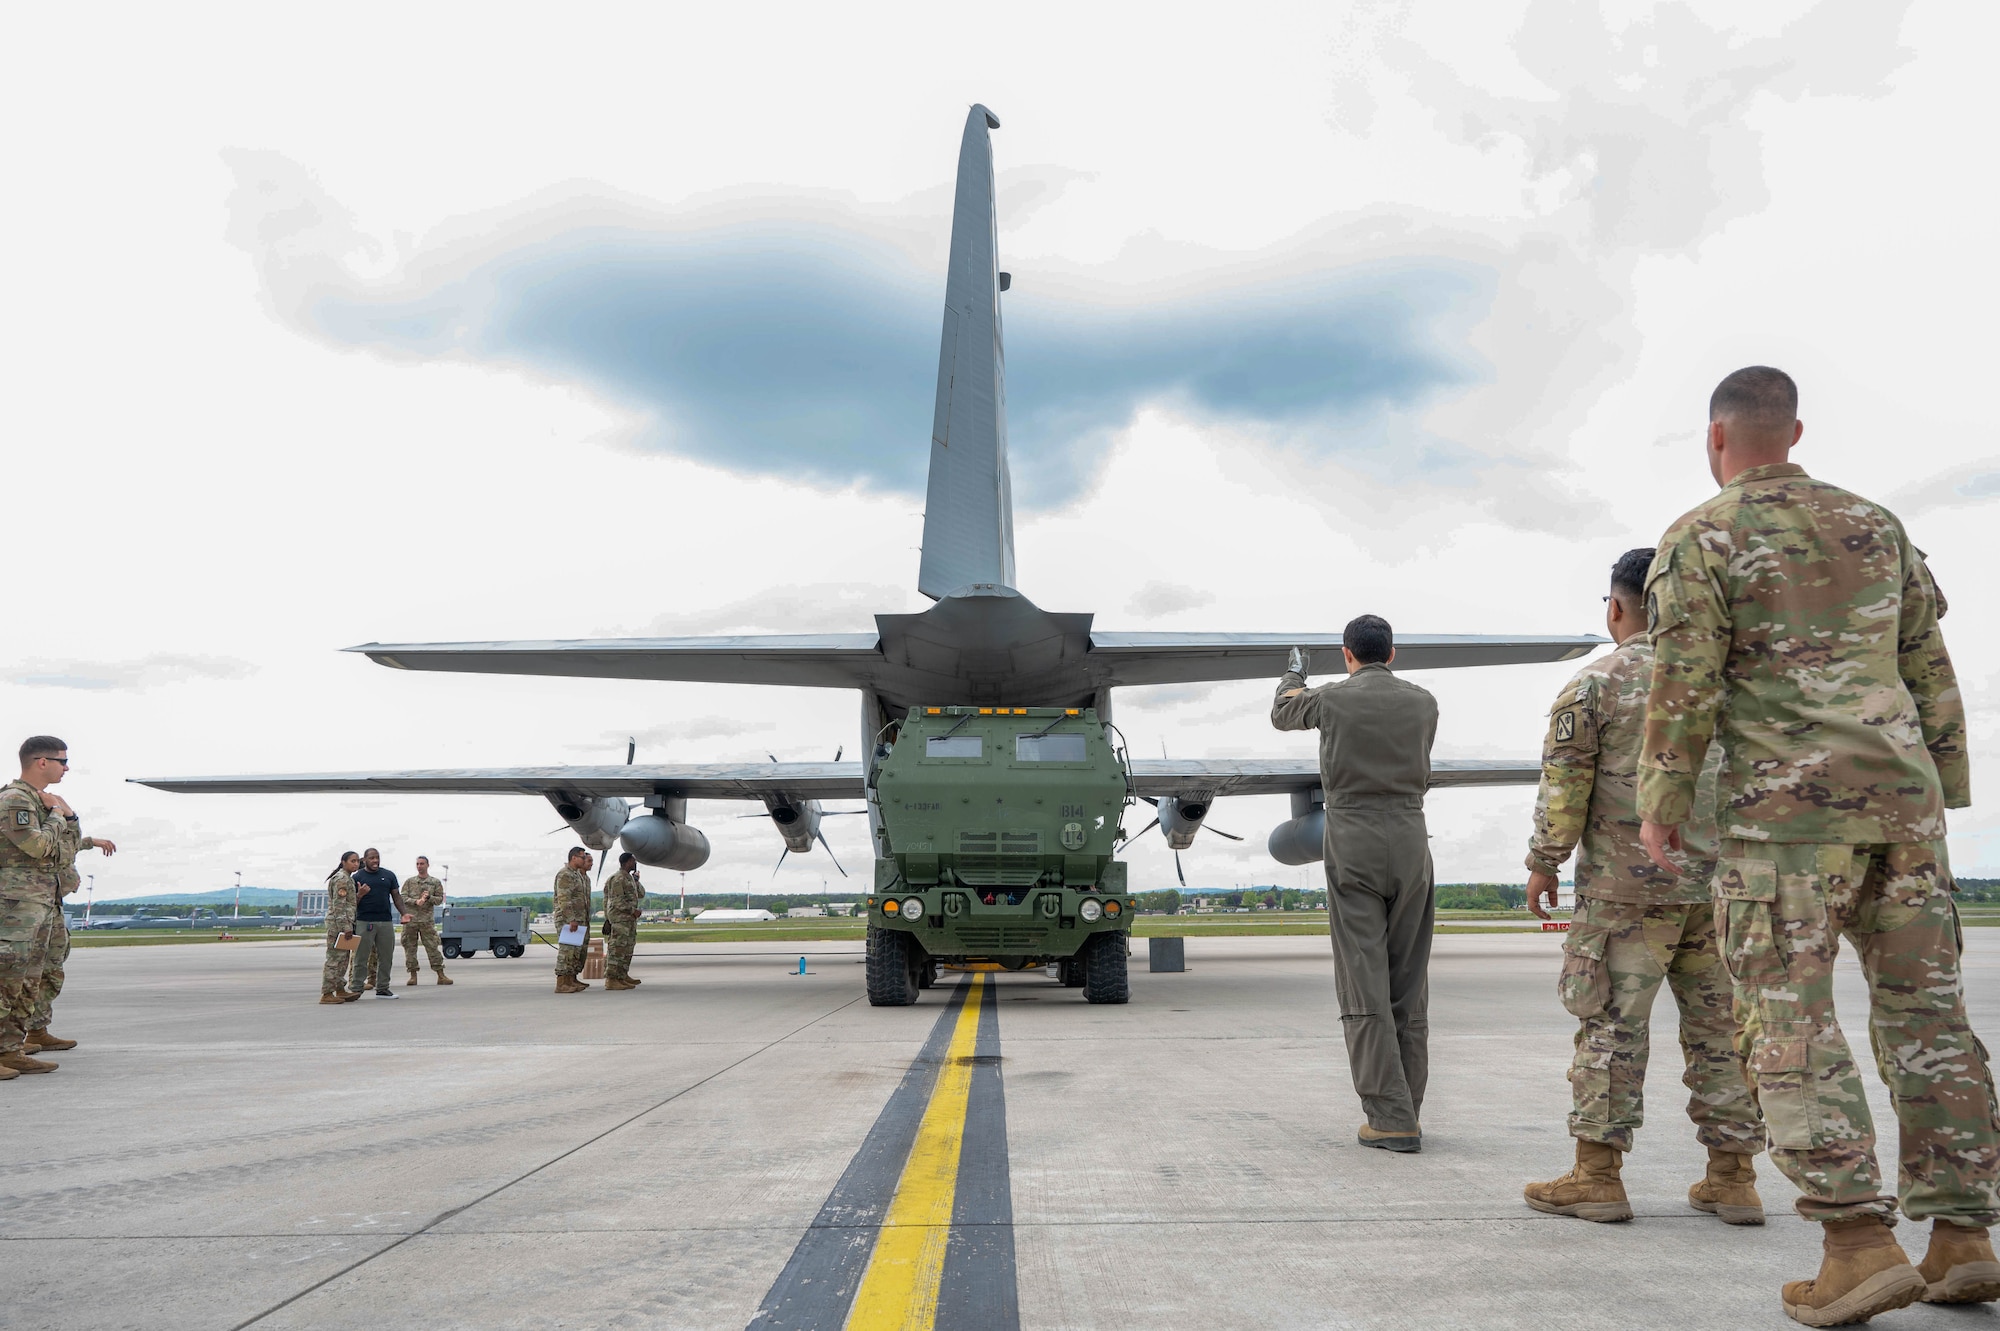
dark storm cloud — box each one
[226,153,1490,506]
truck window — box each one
[1015,733,1085,762]
[926,735,984,759]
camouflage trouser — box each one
[556,924,590,979]
[401,919,444,975]
[0,886,56,1054]
[604,916,637,980]
[1716,838,2000,1225]
[28,907,70,1030]
[322,924,354,996]
[1559,896,1764,1153]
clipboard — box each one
[334,931,359,952]
[557,925,587,946]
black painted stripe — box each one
[936,976,1020,1331]
[747,980,972,1331]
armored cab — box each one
[864,706,1136,1005]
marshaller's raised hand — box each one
[1287,646,1309,677]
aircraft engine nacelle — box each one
[547,794,630,852]
[1156,797,1209,852]
[767,800,822,854]
[621,812,712,872]
[1266,788,1326,866]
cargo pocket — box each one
[1715,857,1786,985]
[1976,1037,2000,1137]
[1558,920,1611,1019]
[1752,1037,1816,1149]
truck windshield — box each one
[926,735,984,758]
[1015,733,1085,762]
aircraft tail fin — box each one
[917,104,1016,601]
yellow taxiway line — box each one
[843,974,986,1330]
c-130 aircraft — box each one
[136,106,1598,1003]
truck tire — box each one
[443,941,461,959]
[1082,932,1129,1005]
[1057,957,1084,988]
[867,929,920,1006]
[916,957,939,990]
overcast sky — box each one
[8,0,1998,902]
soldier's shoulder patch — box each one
[1555,711,1577,743]
[14,809,29,827]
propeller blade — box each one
[1201,824,1245,842]
[769,753,780,764]
[1174,850,1186,887]
[1140,795,1159,807]
[771,847,789,879]
[1116,816,1161,847]
[815,829,849,878]
[626,737,635,765]
[820,809,869,816]
[833,745,843,762]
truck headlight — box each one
[1104,900,1122,918]
[1079,899,1103,922]
[902,897,924,921]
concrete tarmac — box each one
[6,932,2000,1329]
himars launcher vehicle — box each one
[135,105,1600,1005]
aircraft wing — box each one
[1127,757,1540,800]
[128,762,867,801]
[348,636,883,688]
[1086,633,1599,687]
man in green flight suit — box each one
[1640,366,2000,1324]
[1521,547,1764,1225]
[602,853,646,991]
[1272,615,1437,1154]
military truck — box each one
[865,706,1136,1006]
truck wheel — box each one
[443,942,461,959]
[1082,932,1129,1005]
[1057,957,1085,988]
[916,958,938,990]
[867,929,920,1006]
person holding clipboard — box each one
[552,847,594,994]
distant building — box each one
[296,889,328,916]
[824,903,858,917]
[695,908,776,922]
[786,906,826,918]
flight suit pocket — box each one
[1558,920,1610,1019]
[1751,1038,1816,1149]
[1715,857,1785,985]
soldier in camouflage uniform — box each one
[602,853,645,991]
[320,852,362,1004]
[1521,549,1764,1226]
[553,847,594,994]
[400,856,451,986]
[1639,366,2000,1324]
[25,785,116,1054]
[0,737,84,1077]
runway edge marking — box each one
[750,975,1018,1331]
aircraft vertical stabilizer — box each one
[917,104,1016,600]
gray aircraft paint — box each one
[919,105,1015,602]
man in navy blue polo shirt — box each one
[348,848,406,998]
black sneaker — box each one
[374,989,399,999]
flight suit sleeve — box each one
[1270,672,1320,732]
[0,792,62,859]
[1526,674,1602,876]
[1638,534,1731,827]
[1898,547,1970,808]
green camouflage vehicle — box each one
[864,705,1135,1005]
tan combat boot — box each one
[0,1064,16,1081]
[1523,1140,1633,1223]
[435,973,453,986]
[340,988,362,1002]
[319,993,346,1005]
[1689,1147,1765,1225]
[0,1052,59,1075]
[1918,1220,2000,1305]
[555,976,584,993]
[1782,1216,1925,1326]
[604,975,636,991]
[27,1030,77,1051]
[407,972,419,988]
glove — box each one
[1286,646,1309,677]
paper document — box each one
[557,925,586,945]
